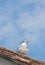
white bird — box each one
[17,40,30,55]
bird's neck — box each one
[22,42,27,46]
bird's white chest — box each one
[18,42,28,55]
[20,43,27,48]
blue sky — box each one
[0,0,45,61]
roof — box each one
[0,46,45,65]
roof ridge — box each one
[0,46,45,65]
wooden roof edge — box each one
[0,46,45,65]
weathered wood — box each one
[0,46,45,65]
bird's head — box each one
[24,39,30,44]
